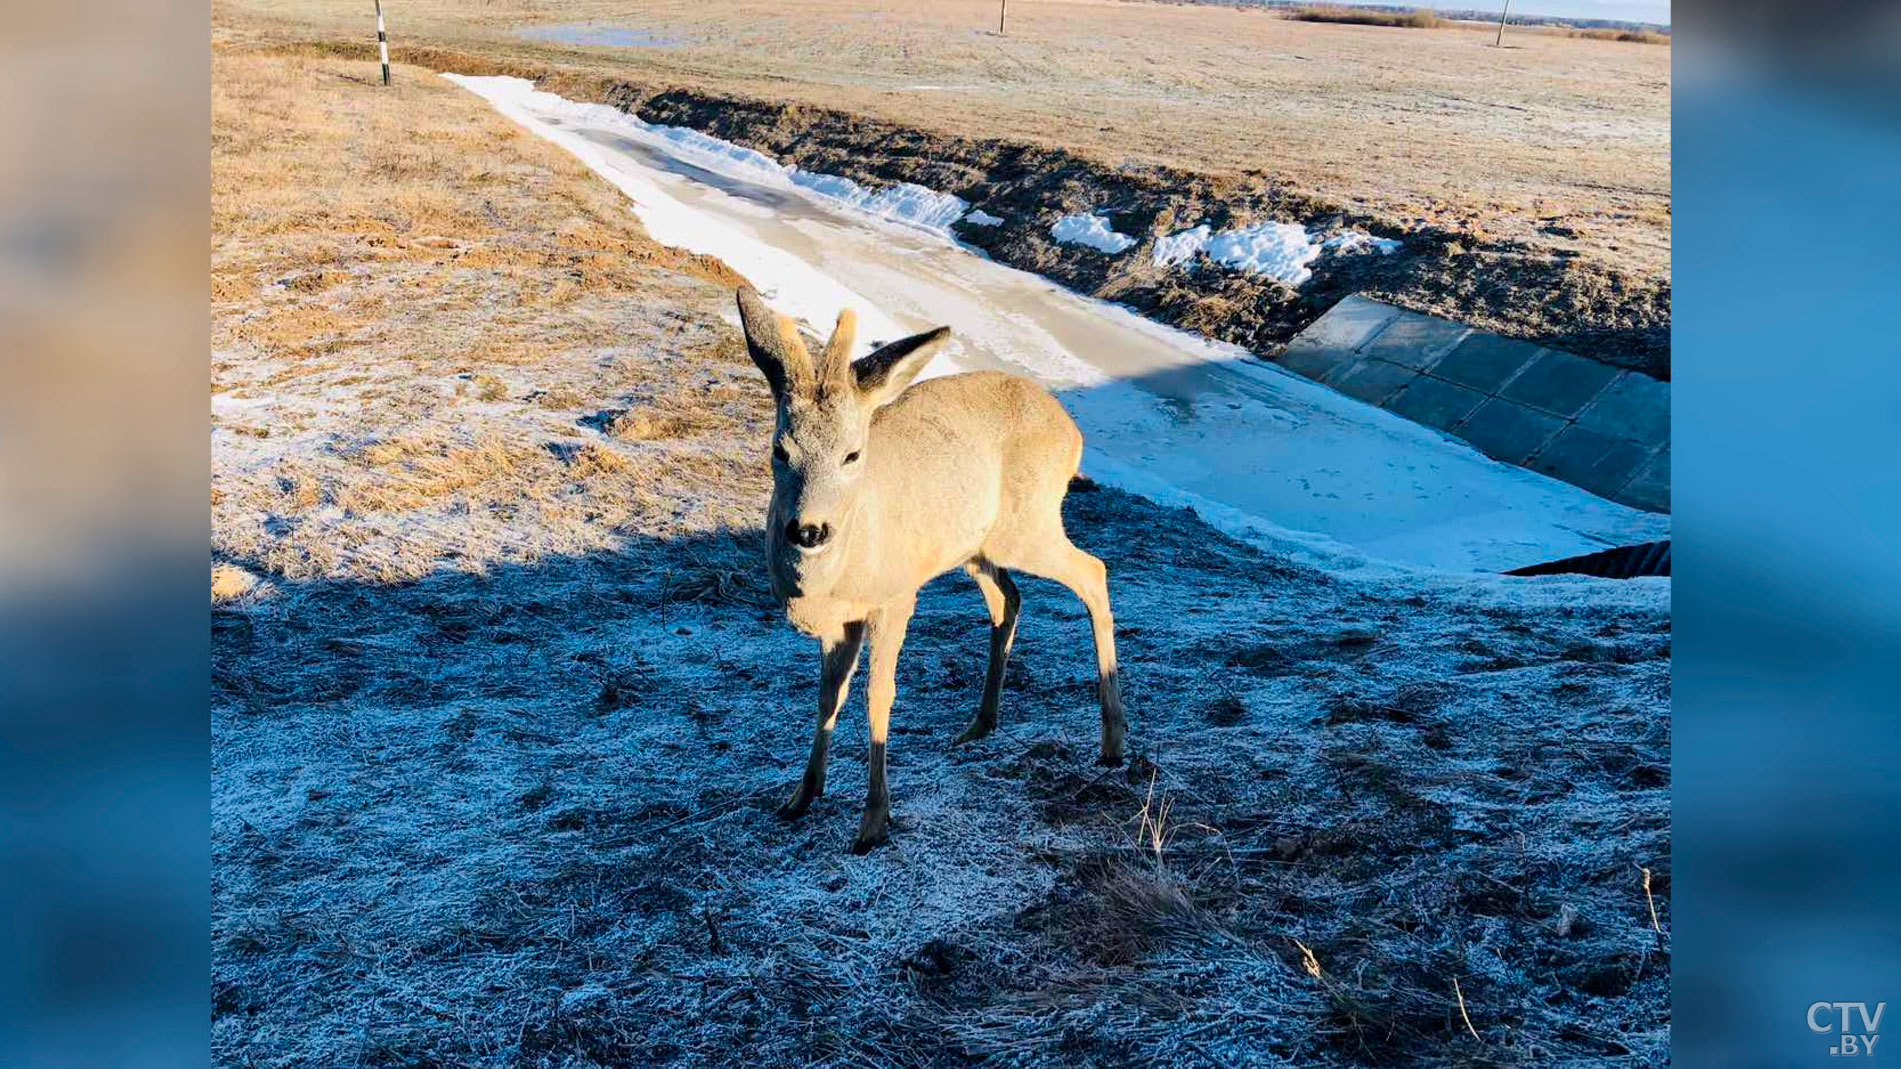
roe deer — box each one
[735,286,1126,853]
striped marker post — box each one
[374,0,390,85]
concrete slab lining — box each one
[1359,314,1470,371]
[1531,425,1654,500]
[1619,448,1671,513]
[1459,399,1568,466]
[1274,297,1670,512]
[1577,371,1671,447]
[1433,333,1548,393]
[1387,375,1488,432]
[1500,349,1620,419]
[1329,357,1418,407]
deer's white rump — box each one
[736,286,1127,853]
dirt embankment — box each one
[606,85,1672,380]
[281,38,1669,378]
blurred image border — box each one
[1673,0,1901,1064]
[4,0,1899,1064]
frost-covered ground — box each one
[214,480,1670,1066]
[213,51,1670,1069]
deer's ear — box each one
[853,326,950,408]
[815,309,857,398]
[736,286,814,400]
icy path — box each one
[445,75,1668,574]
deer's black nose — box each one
[787,520,832,549]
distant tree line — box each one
[1134,0,1670,35]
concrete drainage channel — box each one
[1278,296,1670,513]
[1507,539,1671,579]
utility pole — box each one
[1494,0,1510,47]
[999,0,1007,35]
[375,0,391,85]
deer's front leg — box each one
[779,621,865,819]
[853,597,914,854]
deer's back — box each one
[868,371,1081,575]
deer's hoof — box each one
[953,722,993,745]
[1096,750,1125,768]
[851,809,891,854]
[776,792,818,820]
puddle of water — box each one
[446,74,1669,575]
[516,24,688,50]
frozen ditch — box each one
[515,23,690,49]
[444,74,1668,574]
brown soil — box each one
[614,82,1671,377]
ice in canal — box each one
[445,74,1668,575]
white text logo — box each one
[1809,1002,1885,1057]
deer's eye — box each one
[843,451,861,465]
[773,442,789,464]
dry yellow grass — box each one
[211,47,769,584]
[1569,27,1670,44]
[215,0,1670,280]
[211,562,262,603]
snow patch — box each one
[1204,221,1322,285]
[1155,222,1401,278]
[963,209,1005,227]
[1322,229,1403,256]
[788,171,968,231]
[1151,224,1211,267]
[467,75,973,236]
[1050,214,1136,255]
[642,123,788,187]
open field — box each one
[217,0,1671,375]
[212,43,1670,1067]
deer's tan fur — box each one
[736,286,1126,853]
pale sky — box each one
[1495,0,1670,25]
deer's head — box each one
[736,286,950,594]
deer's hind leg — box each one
[955,559,1020,745]
[778,620,865,819]
[994,535,1126,767]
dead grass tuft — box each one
[1570,27,1671,44]
[212,562,261,603]
[342,436,537,512]
[472,374,509,402]
[606,410,696,441]
[566,443,630,478]
[1288,6,1447,29]
[531,385,588,409]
